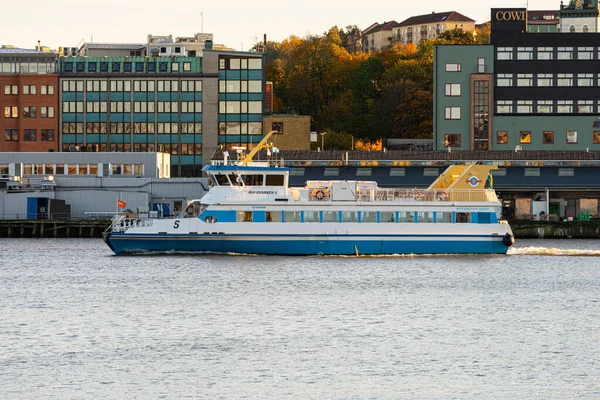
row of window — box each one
[63,61,193,74]
[218,101,262,114]
[3,84,55,95]
[3,106,55,118]
[231,210,474,224]
[62,101,203,114]
[58,143,202,154]
[496,46,600,61]
[219,58,262,70]
[61,80,203,93]
[4,129,55,141]
[0,62,57,74]
[443,130,600,147]
[497,100,600,114]
[218,122,263,135]
[497,73,600,87]
[62,122,203,134]
[0,163,145,176]
[288,167,437,177]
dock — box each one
[0,219,111,238]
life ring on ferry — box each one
[315,190,326,200]
[439,191,449,201]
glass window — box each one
[445,63,461,72]
[236,211,253,222]
[497,73,513,87]
[516,73,533,86]
[248,58,262,69]
[444,83,461,96]
[537,100,553,114]
[557,100,573,113]
[543,131,554,144]
[578,73,594,86]
[566,130,578,144]
[418,212,434,223]
[380,212,395,223]
[577,47,593,60]
[519,131,531,144]
[444,106,461,120]
[266,211,282,222]
[497,47,513,60]
[517,47,533,60]
[436,212,452,223]
[557,73,573,86]
[557,47,573,60]
[304,211,320,222]
[516,100,533,113]
[456,212,471,223]
[443,134,461,147]
[578,100,593,113]
[171,62,179,71]
[341,212,358,223]
[322,211,338,223]
[496,131,508,144]
[284,211,300,222]
[24,129,37,141]
[496,100,513,113]
[361,211,377,223]
[397,212,413,223]
[537,73,553,87]
[537,47,553,60]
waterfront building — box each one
[392,11,475,46]
[433,6,600,151]
[0,48,58,152]
[558,0,600,32]
[57,45,267,177]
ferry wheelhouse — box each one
[103,133,514,255]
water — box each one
[1,238,599,399]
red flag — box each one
[117,199,126,208]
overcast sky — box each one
[4,0,557,51]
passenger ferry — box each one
[103,134,514,255]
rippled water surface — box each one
[1,238,599,399]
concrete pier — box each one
[0,219,111,238]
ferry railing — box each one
[110,214,155,232]
[306,188,498,203]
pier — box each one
[0,219,111,238]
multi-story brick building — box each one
[0,48,58,152]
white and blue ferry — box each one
[103,145,514,255]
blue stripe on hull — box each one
[108,235,509,255]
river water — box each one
[1,238,599,399]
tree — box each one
[437,28,476,44]
[338,25,363,53]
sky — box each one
[4,0,558,51]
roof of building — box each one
[0,47,51,54]
[82,43,145,49]
[527,10,559,25]
[362,21,399,35]
[397,11,475,27]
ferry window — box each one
[322,211,338,223]
[265,175,284,186]
[243,174,264,186]
[341,212,358,223]
[236,211,253,222]
[436,212,452,223]
[266,211,282,222]
[361,212,377,222]
[456,212,471,223]
[304,211,320,222]
[284,211,301,222]
[215,174,230,186]
[398,212,414,223]
[418,212,434,223]
[380,212,396,223]
[229,174,242,186]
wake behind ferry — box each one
[103,133,514,255]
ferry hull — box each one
[106,233,511,255]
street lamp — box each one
[320,132,327,151]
